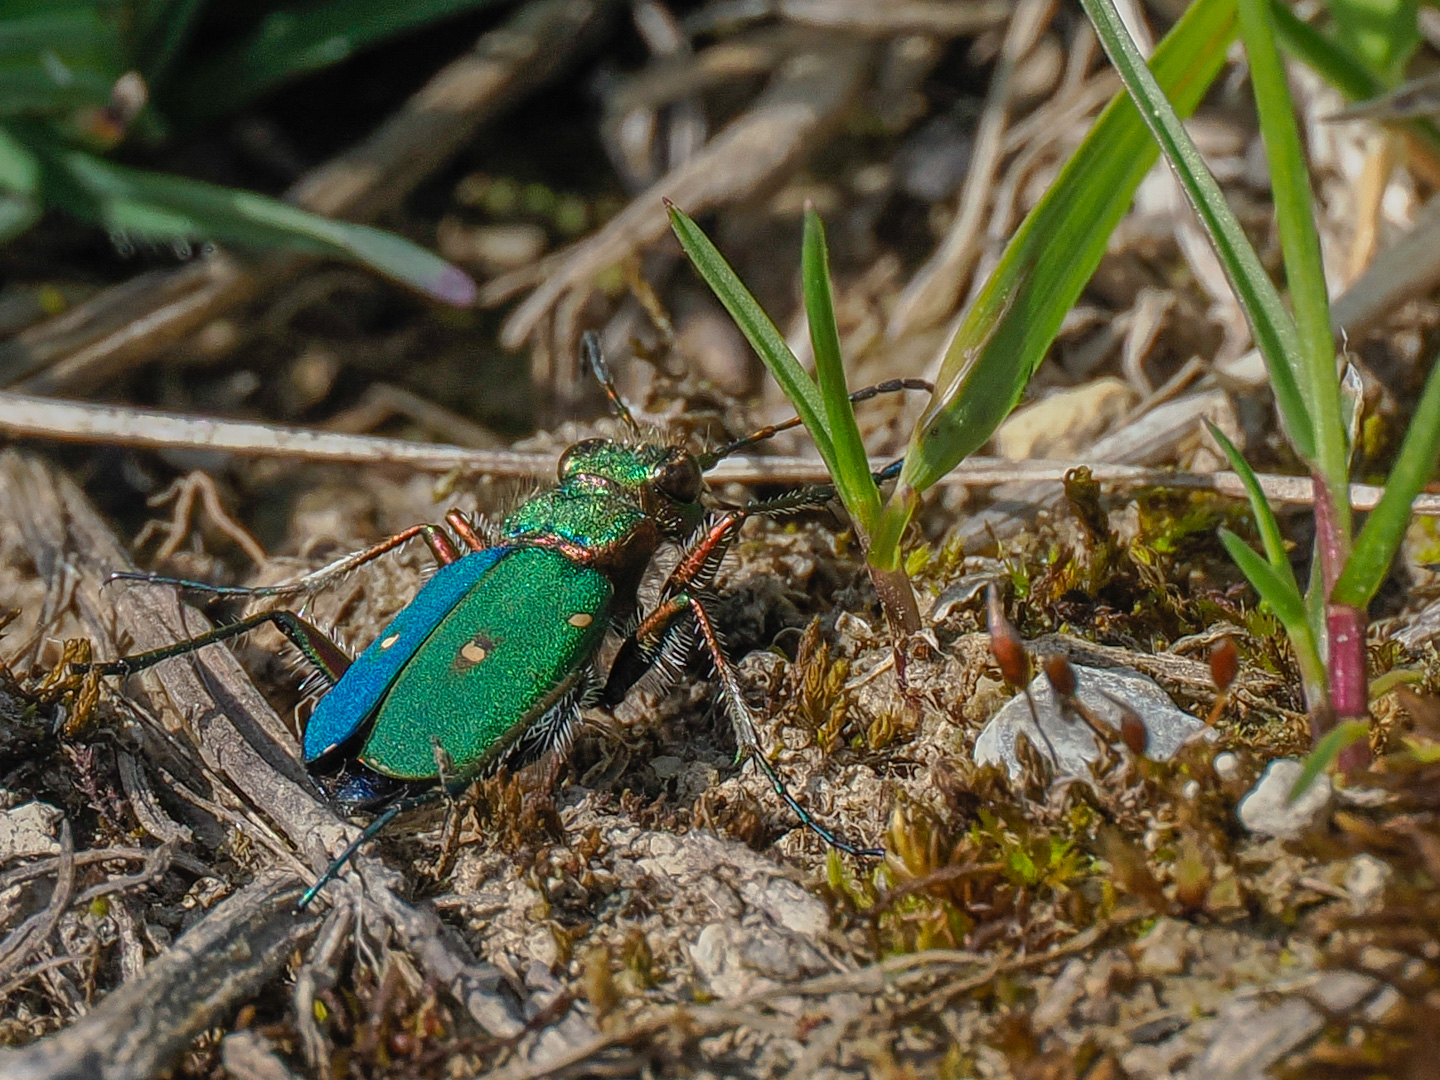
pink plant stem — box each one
[1314,474,1371,769]
[1311,473,1346,594]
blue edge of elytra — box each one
[302,546,512,764]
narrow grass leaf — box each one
[1206,421,1299,589]
[1288,719,1369,802]
[802,208,880,532]
[1333,349,1440,607]
[898,0,1240,496]
[170,0,508,122]
[46,149,477,305]
[669,204,835,466]
[1219,527,1310,633]
[1079,0,1315,463]
[1238,0,1348,510]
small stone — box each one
[0,801,63,859]
[1136,917,1191,976]
[974,665,1210,781]
[1032,958,1086,1032]
[1212,751,1240,783]
[650,755,684,781]
[1236,759,1333,838]
[1344,853,1391,913]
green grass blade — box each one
[669,203,835,467]
[46,148,476,304]
[1326,0,1420,81]
[802,208,880,533]
[1288,718,1370,802]
[1079,0,1316,465]
[1219,527,1311,633]
[1238,0,1348,514]
[1333,349,1440,607]
[1206,420,1300,587]
[897,0,1242,495]
[168,0,508,122]
[1271,1,1440,162]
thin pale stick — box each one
[2,391,1438,512]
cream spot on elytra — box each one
[379,633,400,649]
[567,612,593,629]
[460,641,488,664]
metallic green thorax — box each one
[359,547,611,780]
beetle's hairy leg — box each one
[444,508,498,552]
[685,595,883,858]
[108,522,462,598]
[600,513,746,706]
[79,611,351,683]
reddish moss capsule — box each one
[987,584,1030,687]
[1209,637,1239,692]
[1043,654,1076,699]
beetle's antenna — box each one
[698,378,932,469]
[581,331,641,436]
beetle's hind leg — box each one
[79,610,352,686]
[109,521,468,599]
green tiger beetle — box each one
[82,334,929,910]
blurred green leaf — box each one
[1079,0,1317,465]
[0,123,39,193]
[802,208,880,534]
[40,145,476,304]
[0,193,39,241]
[898,0,1241,495]
[1333,350,1440,607]
[1289,718,1370,802]
[1326,0,1420,82]
[1238,0,1348,508]
[0,4,123,115]
[133,0,210,85]
[669,203,835,467]
[170,0,509,122]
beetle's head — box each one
[558,438,704,538]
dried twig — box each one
[0,872,319,1080]
[484,32,871,396]
[887,0,1057,338]
[2,391,1439,514]
[0,821,74,984]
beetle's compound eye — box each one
[557,438,606,481]
[654,451,703,504]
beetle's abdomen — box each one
[359,546,612,781]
